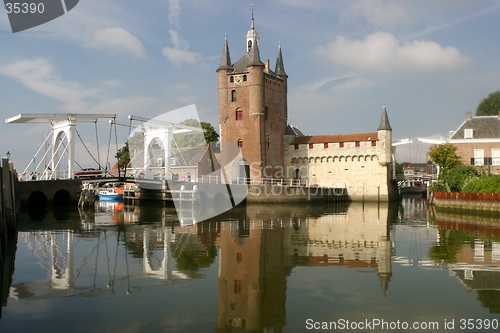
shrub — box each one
[439,165,479,192]
[463,175,500,193]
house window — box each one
[492,149,500,166]
[309,143,314,149]
[355,141,360,147]
[294,144,299,150]
[171,157,177,166]
[237,139,243,148]
[231,90,237,102]
[243,75,247,81]
[371,140,377,147]
[236,109,243,120]
[234,280,243,293]
[474,149,484,166]
[324,143,328,148]
[230,76,234,83]
[464,129,473,139]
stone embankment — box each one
[431,191,500,213]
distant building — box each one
[448,111,500,173]
[170,146,220,182]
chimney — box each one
[265,59,270,71]
[466,111,472,119]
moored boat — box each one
[97,186,124,200]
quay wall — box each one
[431,191,500,213]
[1,158,19,317]
[1,158,18,232]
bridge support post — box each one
[51,119,76,180]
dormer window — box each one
[464,129,473,139]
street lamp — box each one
[6,151,10,160]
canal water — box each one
[1,196,500,332]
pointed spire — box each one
[275,42,287,77]
[217,34,233,72]
[378,104,392,131]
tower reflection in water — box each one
[215,202,393,332]
[7,200,393,331]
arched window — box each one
[231,90,237,102]
[243,75,247,81]
[230,76,234,83]
[236,109,243,120]
[237,139,243,148]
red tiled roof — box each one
[290,132,378,145]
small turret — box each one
[378,104,393,166]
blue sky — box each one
[1,0,499,170]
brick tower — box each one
[217,14,288,183]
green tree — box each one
[428,143,462,171]
[174,119,219,147]
[115,142,130,177]
[476,91,500,116]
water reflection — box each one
[1,197,500,331]
[215,202,393,332]
[431,204,500,314]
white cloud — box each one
[0,58,153,116]
[86,27,146,58]
[168,0,181,27]
[162,30,202,66]
[341,0,412,28]
[0,58,96,112]
[316,32,472,75]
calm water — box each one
[1,196,500,332]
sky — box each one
[0,0,499,172]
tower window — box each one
[236,109,243,120]
[294,144,299,150]
[309,143,314,149]
[230,76,234,83]
[339,142,344,148]
[355,141,360,147]
[231,90,237,102]
[243,75,247,82]
[237,139,243,148]
[324,143,328,148]
[371,140,377,146]
[235,280,243,293]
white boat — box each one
[97,186,124,200]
